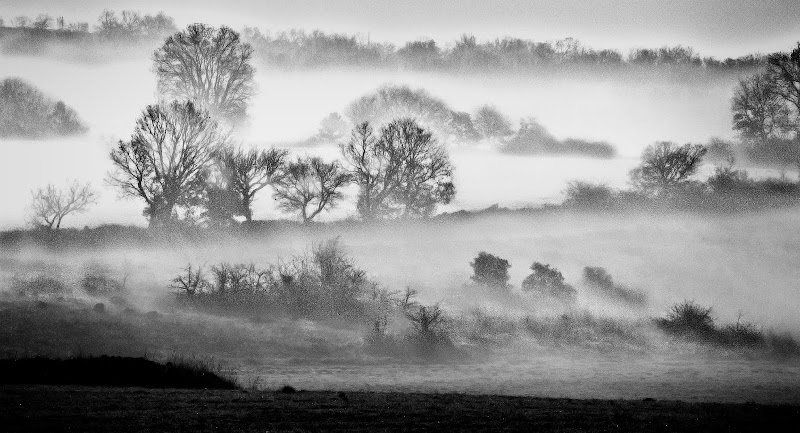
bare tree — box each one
[108,101,229,226]
[153,23,255,124]
[629,141,707,194]
[28,181,97,230]
[768,43,800,124]
[379,118,455,217]
[341,119,455,219]
[340,122,397,220]
[732,71,791,144]
[214,146,287,222]
[272,157,350,223]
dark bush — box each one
[173,239,375,323]
[656,301,799,356]
[582,266,646,306]
[470,252,510,288]
[655,301,715,338]
[521,262,576,301]
[563,181,617,209]
[501,118,616,158]
[279,384,297,394]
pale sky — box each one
[2,0,799,58]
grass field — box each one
[3,385,799,432]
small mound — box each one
[0,77,87,138]
[501,118,616,158]
[0,355,237,389]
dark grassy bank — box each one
[1,385,798,432]
[0,356,237,389]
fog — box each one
[4,209,800,401]
[2,14,800,406]
[0,54,743,228]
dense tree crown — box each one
[470,252,510,287]
[629,142,707,193]
[341,119,455,219]
[153,24,255,124]
[108,101,229,226]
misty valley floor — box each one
[3,385,799,432]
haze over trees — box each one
[108,101,230,227]
[346,85,471,144]
[473,105,514,141]
[341,119,455,219]
[0,78,87,138]
[272,157,351,223]
[153,24,255,124]
[501,118,616,158]
[27,181,97,230]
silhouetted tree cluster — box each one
[521,262,577,301]
[108,101,230,227]
[239,30,766,76]
[501,118,616,158]
[470,252,510,288]
[0,78,87,138]
[341,119,455,219]
[732,43,800,175]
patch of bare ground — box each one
[1,385,798,432]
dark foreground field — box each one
[2,385,798,432]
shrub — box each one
[403,302,456,357]
[80,263,126,297]
[656,301,715,337]
[173,239,375,322]
[501,118,616,158]
[718,316,764,347]
[706,166,753,193]
[470,252,510,288]
[521,312,646,349]
[10,274,67,297]
[521,262,576,301]
[582,266,646,306]
[563,181,616,209]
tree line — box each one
[0,10,767,75]
[241,29,765,75]
[0,10,176,40]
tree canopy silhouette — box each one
[272,157,351,223]
[629,141,707,194]
[341,119,455,219]
[108,101,229,226]
[153,24,255,124]
[213,146,287,222]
